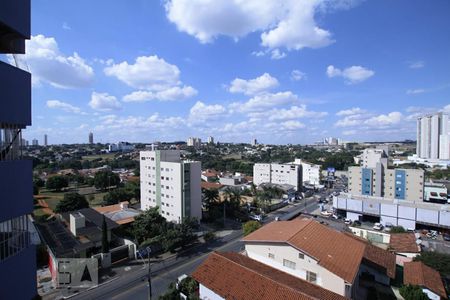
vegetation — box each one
[203,232,216,242]
[243,221,262,236]
[413,251,450,277]
[389,226,406,233]
[94,171,120,191]
[54,192,89,213]
[45,175,69,192]
[399,285,429,300]
[102,188,134,205]
[158,277,199,300]
[427,167,450,180]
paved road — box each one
[72,197,321,300]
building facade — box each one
[0,1,37,298]
[207,136,214,144]
[417,112,450,160]
[253,163,302,191]
[140,150,202,223]
[44,134,48,146]
[293,159,321,186]
[187,137,201,148]
[89,132,94,144]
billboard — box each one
[56,258,98,288]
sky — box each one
[3,0,450,145]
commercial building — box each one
[187,137,201,148]
[89,132,94,144]
[242,218,396,298]
[424,182,449,204]
[207,136,214,144]
[108,141,135,152]
[44,134,48,146]
[253,163,302,191]
[361,148,388,168]
[417,112,449,160]
[140,150,202,223]
[0,1,37,298]
[293,159,321,186]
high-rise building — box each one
[0,1,37,298]
[361,148,388,169]
[207,136,214,144]
[251,138,257,146]
[140,150,202,223]
[417,112,449,159]
[187,137,201,148]
[253,163,302,191]
[89,132,94,144]
[292,159,321,186]
[32,138,38,146]
[44,134,48,146]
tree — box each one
[103,188,133,206]
[45,175,69,191]
[55,192,89,213]
[94,171,120,191]
[101,215,109,253]
[399,285,428,300]
[33,176,45,188]
[203,189,219,211]
[132,207,167,244]
[243,221,262,236]
[390,226,406,233]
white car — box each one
[344,218,352,225]
[320,211,332,217]
[250,214,263,222]
[373,223,384,231]
[383,223,393,232]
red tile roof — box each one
[243,218,366,283]
[404,261,447,298]
[192,252,348,300]
[389,233,420,253]
[201,182,223,190]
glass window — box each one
[283,259,296,270]
[268,253,275,259]
[306,271,317,284]
[298,253,304,259]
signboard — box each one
[56,258,98,288]
[327,167,336,173]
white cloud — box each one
[89,92,122,111]
[164,0,347,53]
[252,50,266,57]
[408,61,425,69]
[62,22,71,30]
[406,88,425,95]
[342,130,357,136]
[291,70,306,81]
[123,86,197,102]
[364,112,403,126]
[326,65,374,84]
[442,104,450,113]
[189,101,226,122]
[249,105,327,121]
[104,55,181,91]
[336,107,366,116]
[20,34,94,88]
[280,120,306,130]
[46,100,81,114]
[270,49,286,60]
[230,91,299,112]
[229,73,279,95]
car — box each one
[353,220,361,226]
[384,223,394,232]
[373,223,384,231]
[344,218,352,225]
[249,214,263,222]
[332,214,339,220]
[320,211,332,217]
[443,233,450,241]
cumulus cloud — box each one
[189,101,226,122]
[270,49,287,60]
[326,65,374,84]
[123,86,197,102]
[281,120,305,130]
[291,70,306,81]
[164,0,358,54]
[89,92,122,111]
[336,107,366,116]
[104,55,196,102]
[229,73,279,95]
[364,112,402,126]
[19,34,94,88]
[249,105,327,121]
[46,100,81,114]
[230,91,299,113]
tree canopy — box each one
[55,192,89,213]
[94,171,120,190]
[243,220,261,236]
[45,175,69,191]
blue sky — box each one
[4,0,450,144]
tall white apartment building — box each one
[361,148,388,169]
[293,159,321,186]
[207,136,214,144]
[417,112,449,159]
[140,150,202,223]
[187,137,202,148]
[253,163,302,191]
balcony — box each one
[0,60,31,126]
[0,0,30,53]
[0,160,33,222]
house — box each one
[242,218,396,298]
[192,251,347,300]
[404,261,447,300]
[389,233,421,265]
[94,201,140,225]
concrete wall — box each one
[199,284,224,300]
[348,166,362,195]
[245,243,347,296]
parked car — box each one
[320,211,333,217]
[443,232,450,241]
[344,218,352,225]
[249,214,263,222]
[384,223,393,232]
[373,223,383,231]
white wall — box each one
[199,284,224,300]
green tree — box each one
[103,188,133,205]
[132,207,167,244]
[33,176,45,188]
[413,251,450,277]
[45,175,69,191]
[390,226,406,233]
[101,215,109,253]
[203,189,219,211]
[243,221,262,236]
[94,171,120,191]
[399,285,428,300]
[55,192,89,213]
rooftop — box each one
[192,252,347,300]
[404,261,447,298]
[243,218,366,283]
[389,233,421,253]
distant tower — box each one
[252,138,257,146]
[89,132,94,144]
[44,134,48,146]
[32,139,38,146]
[208,136,214,144]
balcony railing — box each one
[0,125,23,161]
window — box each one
[306,271,317,284]
[283,259,296,270]
[268,253,275,259]
[298,253,304,259]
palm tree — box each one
[203,188,219,211]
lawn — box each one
[37,186,108,210]
[81,153,116,161]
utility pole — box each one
[147,247,152,300]
[223,201,226,228]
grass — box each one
[38,186,109,210]
[81,153,116,161]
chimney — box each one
[69,212,85,236]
